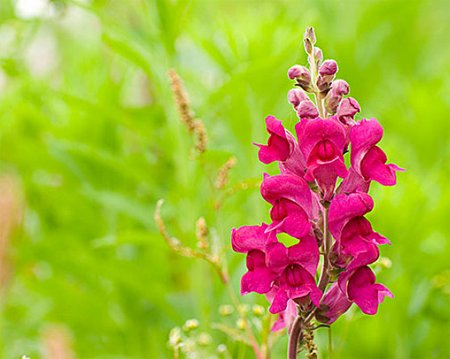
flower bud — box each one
[336,97,360,126]
[319,60,338,77]
[305,27,316,44]
[314,48,323,66]
[288,66,311,90]
[316,76,332,92]
[304,38,313,54]
[297,100,319,119]
[287,89,308,108]
[324,80,350,114]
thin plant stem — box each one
[287,316,304,359]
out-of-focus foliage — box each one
[0,0,448,358]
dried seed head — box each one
[195,217,209,250]
[169,69,195,133]
[215,157,237,189]
[194,120,208,154]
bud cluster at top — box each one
[231,27,404,332]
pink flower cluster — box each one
[231,32,404,331]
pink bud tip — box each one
[288,89,309,107]
[319,60,338,76]
[288,65,310,80]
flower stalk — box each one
[232,26,404,359]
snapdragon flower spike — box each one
[231,28,401,339]
[255,116,306,177]
[295,118,348,200]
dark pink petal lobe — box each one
[241,268,277,295]
[347,266,392,315]
[288,234,320,276]
[361,146,405,185]
[339,167,371,194]
[316,283,352,324]
[231,223,268,253]
[267,199,311,238]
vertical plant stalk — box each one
[288,316,303,359]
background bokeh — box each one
[0,0,449,358]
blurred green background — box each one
[0,0,449,358]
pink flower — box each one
[347,266,393,315]
[350,118,404,187]
[269,264,322,314]
[315,283,352,324]
[295,118,348,200]
[265,233,319,277]
[269,293,297,332]
[255,116,306,177]
[241,249,278,295]
[231,224,278,295]
[261,173,319,237]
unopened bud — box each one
[319,60,338,76]
[332,79,350,96]
[324,80,350,114]
[288,65,311,88]
[297,101,319,119]
[305,27,316,44]
[316,76,332,92]
[287,89,309,108]
[304,37,313,54]
[314,48,323,66]
[337,97,360,125]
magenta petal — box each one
[256,116,290,164]
[339,167,371,194]
[261,173,319,220]
[265,242,289,273]
[268,200,312,239]
[288,234,320,276]
[350,118,384,168]
[316,283,352,324]
[361,146,404,185]
[329,192,374,240]
[296,118,347,159]
[269,289,289,314]
[231,223,269,253]
[348,266,391,315]
[241,267,277,295]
